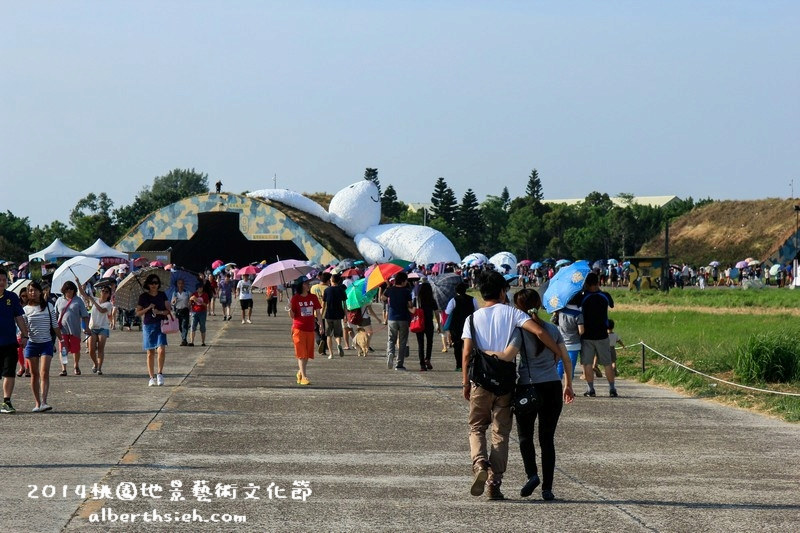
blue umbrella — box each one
[531,262,542,269]
[166,269,201,300]
[504,273,519,281]
[555,259,571,268]
[542,260,591,313]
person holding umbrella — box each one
[55,281,91,376]
[135,273,171,387]
[289,277,321,385]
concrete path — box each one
[2,310,799,532]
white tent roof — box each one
[80,238,129,259]
[28,238,81,262]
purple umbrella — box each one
[735,260,748,269]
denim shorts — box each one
[91,328,110,338]
[25,341,55,358]
[191,311,207,332]
[142,322,168,351]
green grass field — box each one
[471,285,800,422]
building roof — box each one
[543,195,681,209]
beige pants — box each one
[468,384,513,485]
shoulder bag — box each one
[513,330,540,415]
[409,308,425,333]
[467,315,516,395]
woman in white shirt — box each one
[79,281,113,375]
[23,281,62,412]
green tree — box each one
[479,195,508,255]
[429,217,464,255]
[500,187,511,210]
[70,193,118,248]
[115,168,209,234]
[526,169,543,201]
[430,177,458,225]
[30,220,73,252]
[501,199,547,259]
[364,168,381,197]
[457,189,483,252]
[0,211,33,262]
[381,185,407,220]
[542,203,579,258]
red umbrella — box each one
[211,259,224,269]
[234,265,259,279]
[341,268,361,277]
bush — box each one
[734,333,800,384]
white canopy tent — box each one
[80,238,129,259]
[28,238,81,262]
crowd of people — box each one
[0,257,628,503]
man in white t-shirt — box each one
[236,274,254,324]
[461,271,561,501]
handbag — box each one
[409,308,425,333]
[441,312,452,332]
[513,331,540,415]
[467,315,516,395]
[346,308,363,325]
[160,314,179,334]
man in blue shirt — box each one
[381,271,414,370]
[0,268,30,414]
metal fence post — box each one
[641,344,646,373]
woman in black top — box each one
[415,282,439,371]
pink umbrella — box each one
[234,265,259,279]
[150,260,164,268]
[252,260,314,289]
[211,259,224,269]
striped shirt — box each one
[24,304,58,344]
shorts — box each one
[0,344,17,377]
[581,338,612,366]
[292,329,315,359]
[24,341,54,358]
[91,328,110,338]
[142,322,168,351]
[61,334,81,355]
[325,319,343,338]
[610,346,617,363]
[360,316,372,328]
[191,312,207,332]
[240,299,253,310]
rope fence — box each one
[624,341,800,398]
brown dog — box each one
[354,328,370,357]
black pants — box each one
[452,334,464,370]
[267,297,278,316]
[416,324,433,367]
[176,309,190,342]
[515,380,563,491]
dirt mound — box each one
[638,198,798,266]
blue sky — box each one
[2,1,798,227]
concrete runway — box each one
[2,309,799,532]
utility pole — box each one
[273,173,277,189]
[663,218,670,293]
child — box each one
[607,319,624,377]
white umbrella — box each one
[9,279,32,296]
[51,256,100,294]
[252,260,314,289]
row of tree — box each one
[366,168,711,261]
[0,166,709,265]
[0,169,209,262]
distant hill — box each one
[637,198,798,266]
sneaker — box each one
[180,340,188,346]
[542,489,555,501]
[487,485,506,501]
[395,366,407,371]
[425,361,433,370]
[188,343,194,347]
[39,403,52,412]
[583,390,596,397]
[1,401,16,414]
[32,406,41,413]
[609,388,619,398]
[242,319,246,324]
[97,369,103,375]
[520,474,541,497]
[156,373,164,386]
[91,366,98,373]
[201,342,206,347]
[328,353,333,359]
[470,467,488,496]
[299,377,311,386]
[148,377,157,387]
[246,319,252,324]
[337,345,344,357]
